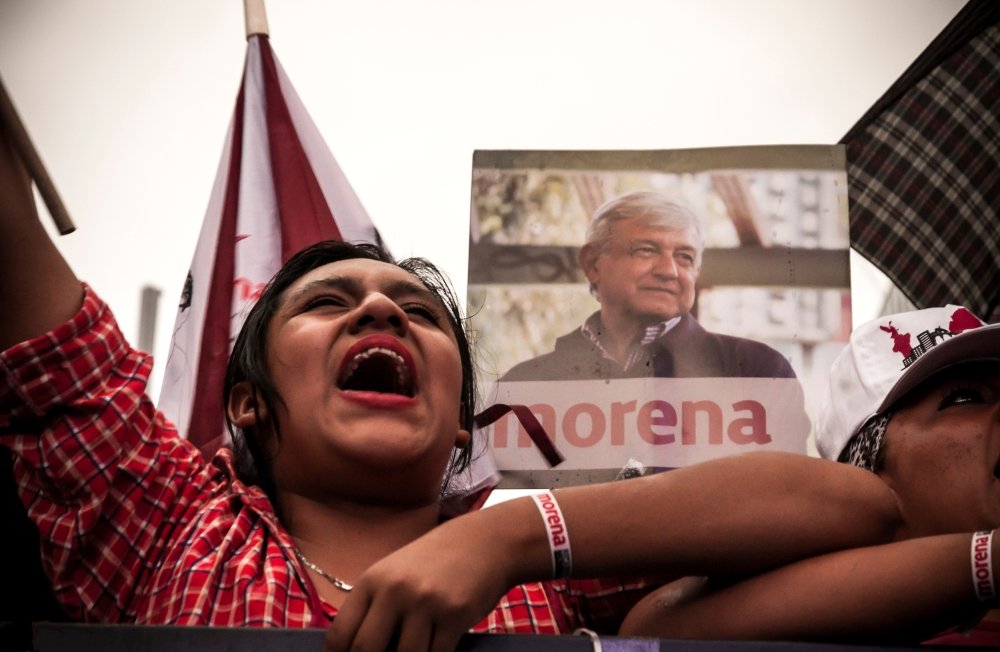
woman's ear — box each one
[227,381,267,429]
[454,428,471,450]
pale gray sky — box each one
[0,0,964,396]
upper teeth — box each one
[344,347,409,387]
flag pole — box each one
[244,0,270,38]
[0,75,76,235]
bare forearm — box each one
[0,125,81,350]
[426,452,899,592]
[621,532,993,643]
[547,452,900,580]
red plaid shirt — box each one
[0,285,654,631]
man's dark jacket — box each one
[502,313,796,381]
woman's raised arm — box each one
[0,123,82,350]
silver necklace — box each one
[295,548,354,592]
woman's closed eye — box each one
[401,302,441,325]
[304,295,348,311]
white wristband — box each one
[531,491,572,579]
[971,530,995,602]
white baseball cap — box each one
[816,304,1000,462]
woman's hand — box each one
[323,501,542,652]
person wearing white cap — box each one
[820,304,1000,539]
[621,304,1000,644]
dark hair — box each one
[223,240,477,503]
[837,412,891,474]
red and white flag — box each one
[158,35,382,456]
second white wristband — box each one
[971,530,996,603]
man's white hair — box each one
[586,191,704,254]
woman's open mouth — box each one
[337,335,417,398]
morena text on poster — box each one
[490,398,772,449]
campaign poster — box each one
[467,146,851,488]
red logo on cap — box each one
[949,308,983,334]
[880,308,982,369]
[879,322,912,358]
